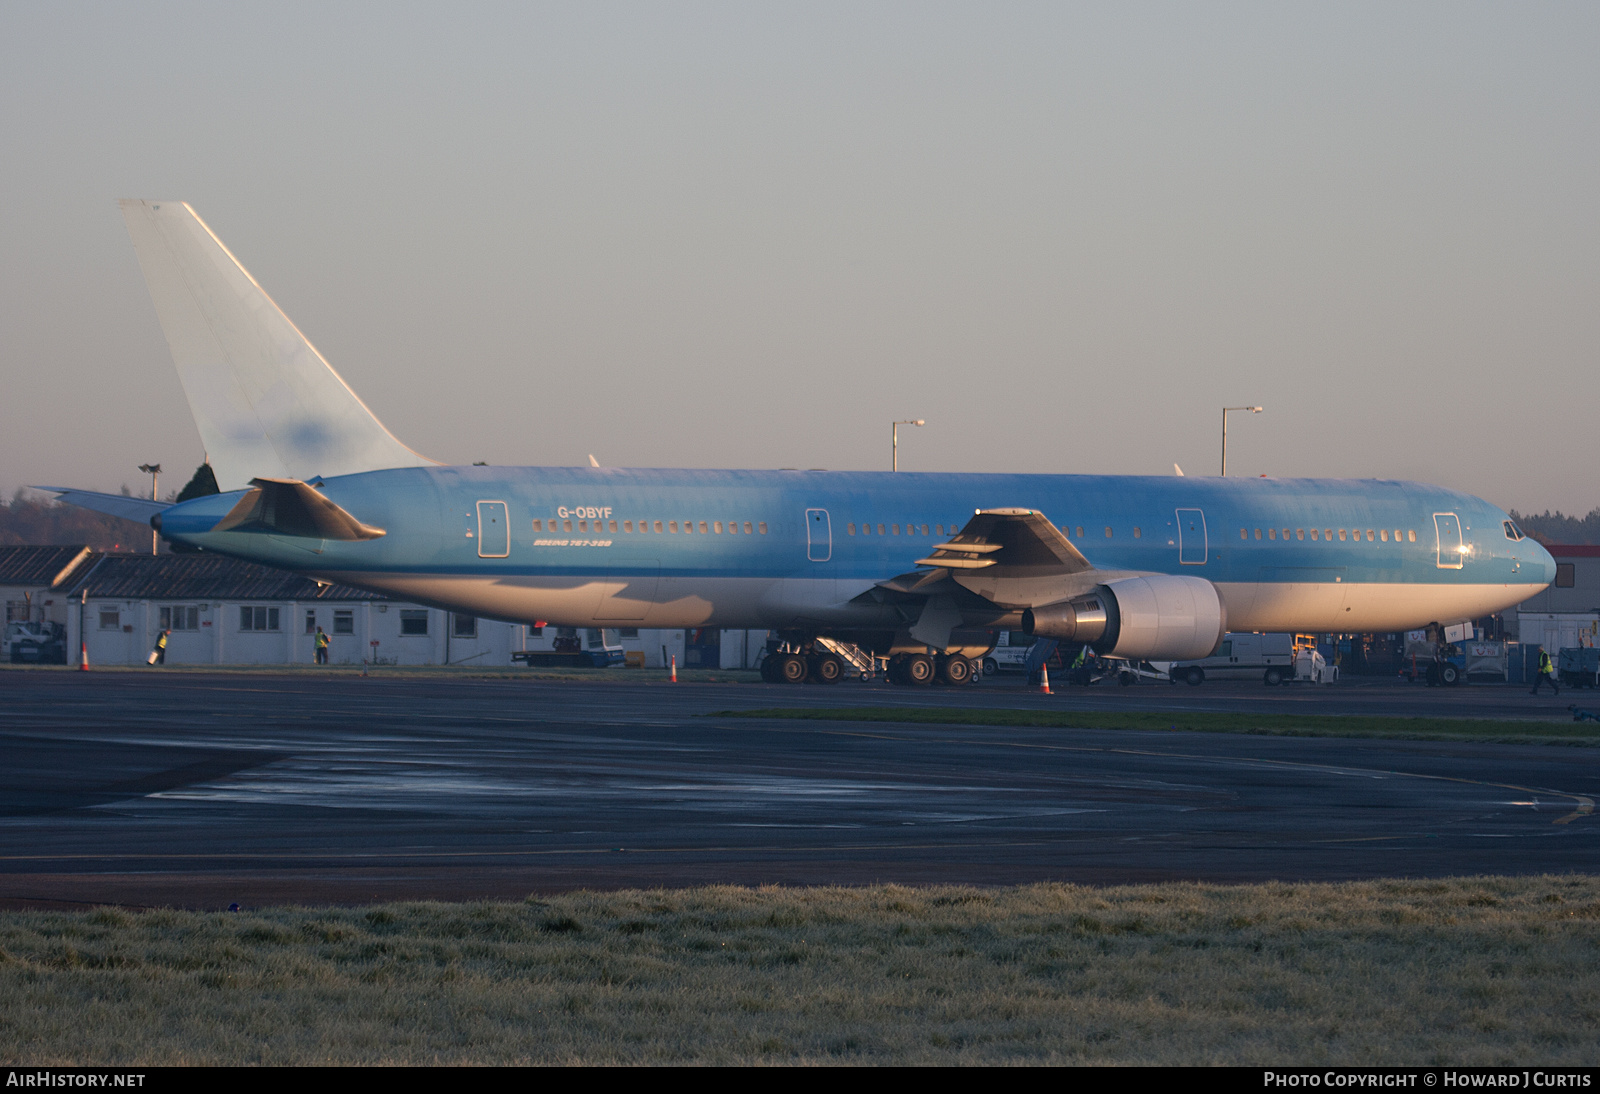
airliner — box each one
[45,201,1555,685]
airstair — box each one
[815,635,877,679]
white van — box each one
[1169,632,1296,687]
[983,631,1036,675]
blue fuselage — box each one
[156,466,1554,636]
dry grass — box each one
[3,877,1599,1064]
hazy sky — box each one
[3,2,1597,511]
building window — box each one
[305,610,317,634]
[239,606,280,632]
[453,614,477,638]
[160,606,199,631]
[1556,564,1576,589]
[333,610,354,635]
[400,610,429,636]
[5,600,27,623]
[527,625,543,637]
[99,610,120,630]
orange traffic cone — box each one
[1039,662,1051,695]
[79,640,90,671]
[670,655,678,683]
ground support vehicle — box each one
[1559,647,1600,689]
[4,621,67,664]
[1167,632,1296,687]
[512,627,626,668]
[983,631,1036,675]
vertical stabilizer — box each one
[118,200,433,490]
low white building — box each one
[60,552,772,670]
[66,554,518,667]
[0,546,98,627]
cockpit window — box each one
[1503,520,1525,541]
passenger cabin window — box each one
[1310,529,1319,540]
[1254,529,1262,540]
[1408,530,1416,542]
[758,522,768,534]
[623,521,632,532]
[532,519,542,532]
[1104,527,1112,538]
[668,521,678,533]
[1338,529,1347,541]
[699,522,708,534]
[1133,527,1141,538]
[1268,528,1276,540]
[1076,527,1084,538]
[847,523,856,535]
[654,521,663,533]
[1296,529,1304,540]
[878,524,886,535]
[1240,528,1247,539]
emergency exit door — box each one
[1434,512,1463,569]
[477,501,509,558]
[1176,508,1208,565]
[806,509,831,562]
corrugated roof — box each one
[0,545,98,589]
[68,554,389,601]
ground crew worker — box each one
[1531,647,1560,695]
[150,628,169,666]
[314,625,330,665]
[1070,644,1091,686]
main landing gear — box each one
[758,645,845,685]
[885,652,977,687]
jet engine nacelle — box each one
[1021,574,1226,661]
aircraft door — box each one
[1176,508,1208,565]
[1434,513,1463,569]
[477,501,509,558]
[806,509,832,562]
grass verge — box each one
[2,878,1598,1064]
[710,706,1599,744]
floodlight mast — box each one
[1220,408,1262,477]
[892,420,925,472]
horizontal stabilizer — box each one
[34,487,168,526]
[213,478,385,541]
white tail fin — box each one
[118,200,432,490]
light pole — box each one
[892,420,924,472]
[138,463,161,554]
[1220,407,1261,477]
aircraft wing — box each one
[34,487,169,525]
[915,508,1093,574]
[873,509,1110,632]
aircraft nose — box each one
[1530,539,1558,586]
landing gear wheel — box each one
[905,653,936,686]
[1439,663,1460,686]
[759,655,780,683]
[1263,667,1284,687]
[940,656,974,686]
[887,655,910,685]
[1118,670,1136,687]
[813,654,843,684]
[1184,667,1205,687]
[778,653,809,684]
[983,657,998,676]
